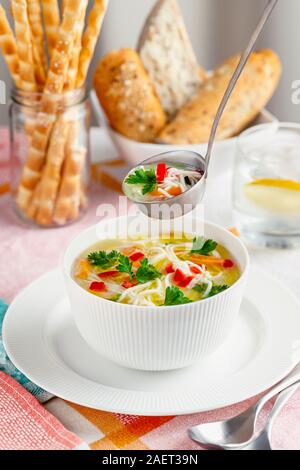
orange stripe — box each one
[91,436,149,450]
[0,183,9,195]
[67,402,174,449]
[91,437,119,450]
[66,404,123,434]
[107,416,173,448]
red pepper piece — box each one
[122,280,137,289]
[179,276,194,288]
[190,266,201,274]
[224,259,235,269]
[98,271,119,278]
[129,252,145,262]
[90,281,107,292]
[156,163,168,183]
[165,263,175,274]
[174,269,186,283]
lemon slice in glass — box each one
[244,179,300,214]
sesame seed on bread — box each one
[93,48,167,143]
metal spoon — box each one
[123,0,279,219]
[188,362,300,450]
[239,383,299,451]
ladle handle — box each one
[204,0,279,175]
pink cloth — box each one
[0,185,120,302]
[0,128,9,188]
[0,128,300,450]
[0,372,84,450]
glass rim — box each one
[10,86,88,109]
[237,121,300,157]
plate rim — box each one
[3,266,300,416]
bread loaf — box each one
[93,48,167,143]
[138,0,205,118]
[158,49,282,144]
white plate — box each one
[3,267,300,416]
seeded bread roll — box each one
[138,0,205,118]
[93,48,167,143]
[158,49,282,145]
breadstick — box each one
[53,121,87,225]
[80,183,88,210]
[41,0,60,58]
[0,5,20,86]
[47,0,90,224]
[31,1,88,223]
[76,0,110,87]
[16,0,83,212]
[11,0,37,92]
[53,0,109,225]
[27,0,47,87]
[64,0,88,90]
[30,119,69,225]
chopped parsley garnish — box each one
[136,258,161,284]
[164,286,191,306]
[193,284,207,295]
[208,285,229,297]
[194,283,229,298]
[191,237,218,256]
[111,294,121,302]
[125,168,157,195]
[117,255,134,279]
[87,250,119,269]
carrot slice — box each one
[121,246,141,256]
[75,259,90,280]
[167,186,182,197]
[149,188,163,198]
[190,256,226,266]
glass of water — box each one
[233,123,300,249]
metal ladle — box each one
[123,0,279,219]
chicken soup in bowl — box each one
[63,217,249,371]
[73,236,240,307]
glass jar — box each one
[9,87,91,227]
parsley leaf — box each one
[193,284,229,298]
[194,283,229,298]
[193,284,207,295]
[164,286,192,306]
[117,255,134,279]
[87,250,120,269]
[208,285,229,297]
[191,237,218,255]
[111,294,121,302]
[125,168,157,195]
[136,258,161,284]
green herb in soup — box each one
[124,163,203,202]
[73,237,240,307]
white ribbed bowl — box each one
[63,217,249,371]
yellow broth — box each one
[73,237,240,307]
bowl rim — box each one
[62,217,250,311]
